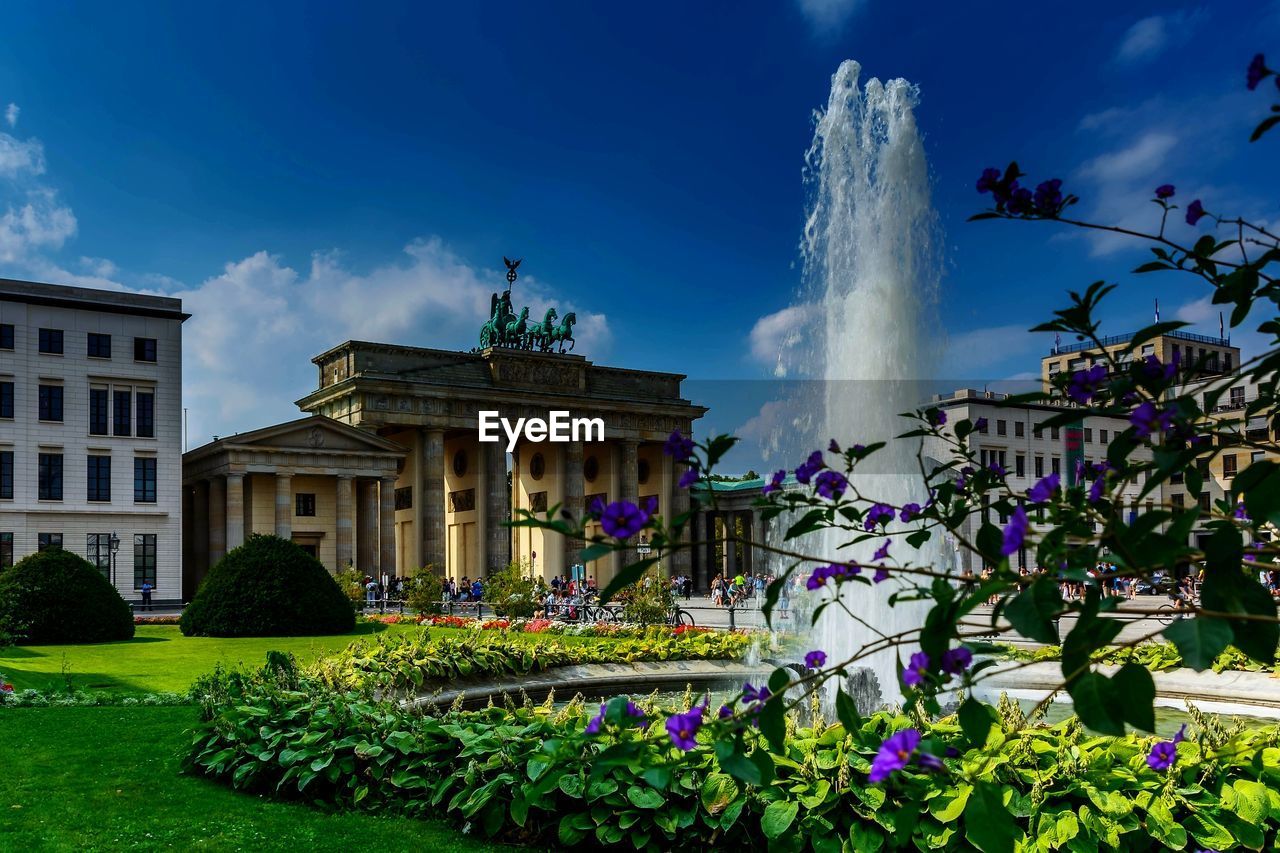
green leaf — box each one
[835,690,861,733]
[761,800,800,840]
[1111,663,1155,733]
[962,782,1017,853]
[930,783,972,822]
[715,739,763,786]
[1144,797,1186,849]
[1163,616,1233,671]
[1004,577,1065,644]
[1069,671,1124,736]
[699,772,739,816]
[578,542,614,564]
[958,697,994,748]
[625,786,664,810]
[784,509,828,541]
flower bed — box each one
[310,629,752,692]
[187,663,1280,851]
[996,641,1278,674]
[132,614,182,625]
[417,613,742,639]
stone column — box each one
[724,512,738,576]
[703,510,718,588]
[274,472,293,539]
[750,511,765,576]
[669,459,692,579]
[335,475,354,571]
[379,475,397,577]
[358,479,378,573]
[618,440,639,566]
[193,479,210,581]
[563,441,585,570]
[483,441,510,575]
[225,473,245,552]
[208,476,226,566]
[510,442,522,572]
[422,429,446,573]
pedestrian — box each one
[365,577,379,607]
[140,580,153,612]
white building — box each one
[925,388,1154,573]
[0,279,186,604]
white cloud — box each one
[1077,132,1177,185]
[795,0,862,34]
[5,103,19,128]
[943,323,1049,377]
[748,303,818,375]
[0,190,76,261]
[0,132,44,177]
[1115,10,1206,63]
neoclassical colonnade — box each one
[690,486,769,590]
[181,418,406,592]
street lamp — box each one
[108,531,120,587]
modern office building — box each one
[0,279,186,605]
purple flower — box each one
[587,495,606,519]
[976,167,1002,194]
[625,701,646,723]
[806,563,858,590]
[926,408,947,427]
[1235,503,1250,521]
[941,646,973,675]
[663,430,695,461]
[1248,53,1267,90]
[828,439,841,454]
[1067,363,1109,404]
[1141,352,1178,382]
[873,539,891,562]
[1130,401,1175,438]
[873,567,890,583]
[1027,472,1060,504]
[1001,506,1029,556]
[742,682,771,704]
[665,705,704,751]
[678,467,700,489]
[641,495,659,516]
[902,651,930,687]
[585,703,607,734]
[1186,199,1207,226]
[762,468,786,495]
[718,704,734,719]
[1006,185,1034,215]
[1033,178,1065,215]
[794,450,825,485]
[805,650,827,669]
[601,501,648,538]
[869,728,922,783]
[814,470,849,500]
[974,417,988,432]
[899,503,921,522]
[1155,184,1175,200]
[1147,741,1177,771]
[865,503,895,531]
[1088,476,1106,504]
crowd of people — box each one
[965,562,1205,611]
[443,576,485,602]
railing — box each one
[1050,329,1230,356]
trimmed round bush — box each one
[180,534,355,637]
[0,548,135,644]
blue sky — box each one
[0,1,1276,456]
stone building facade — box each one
[295,343,706,586]
[0,279,186,604]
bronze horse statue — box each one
[551,311,577,352]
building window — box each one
[134,457,157,503]
[1034,455,1044,478]
[87,333,112,359]
[528,452,544,480]
[1230,386,1245,408]
[114,389,132,436]
[38,532,62,552]
[1171,493,1184,508]
[0,532,10,568]
[394,487,412,511]
[38,328,63,354]
[134,534,157,589]
[977,418,989,434]
[136,390,155,438]
[1051,456,1061,475]
[38,452,63,500]
[87,455,111,502]
[89,387,109,435]
[1015,421,1024,438]
[0,323,12,349]
[38,384,63,421]
[996,420,1007,436]
[134,337,157,362]
[450,488,478,512]
[1223,454,1237,480]
[1198,493,1211,513]
[1099,429,1108,444]
[0,451,11,499]
[86,533,112,576]
[1051,426,1060,441]
[295,493,317,516]
[0,381,11,419]
[1015,454,1026,478]
[1083,428,1093,443]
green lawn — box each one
[0,705,496,851]
[0,622,421,694]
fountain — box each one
[783,60,944,706]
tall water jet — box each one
[796,60,943,704]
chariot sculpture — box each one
[477,257,577,352]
